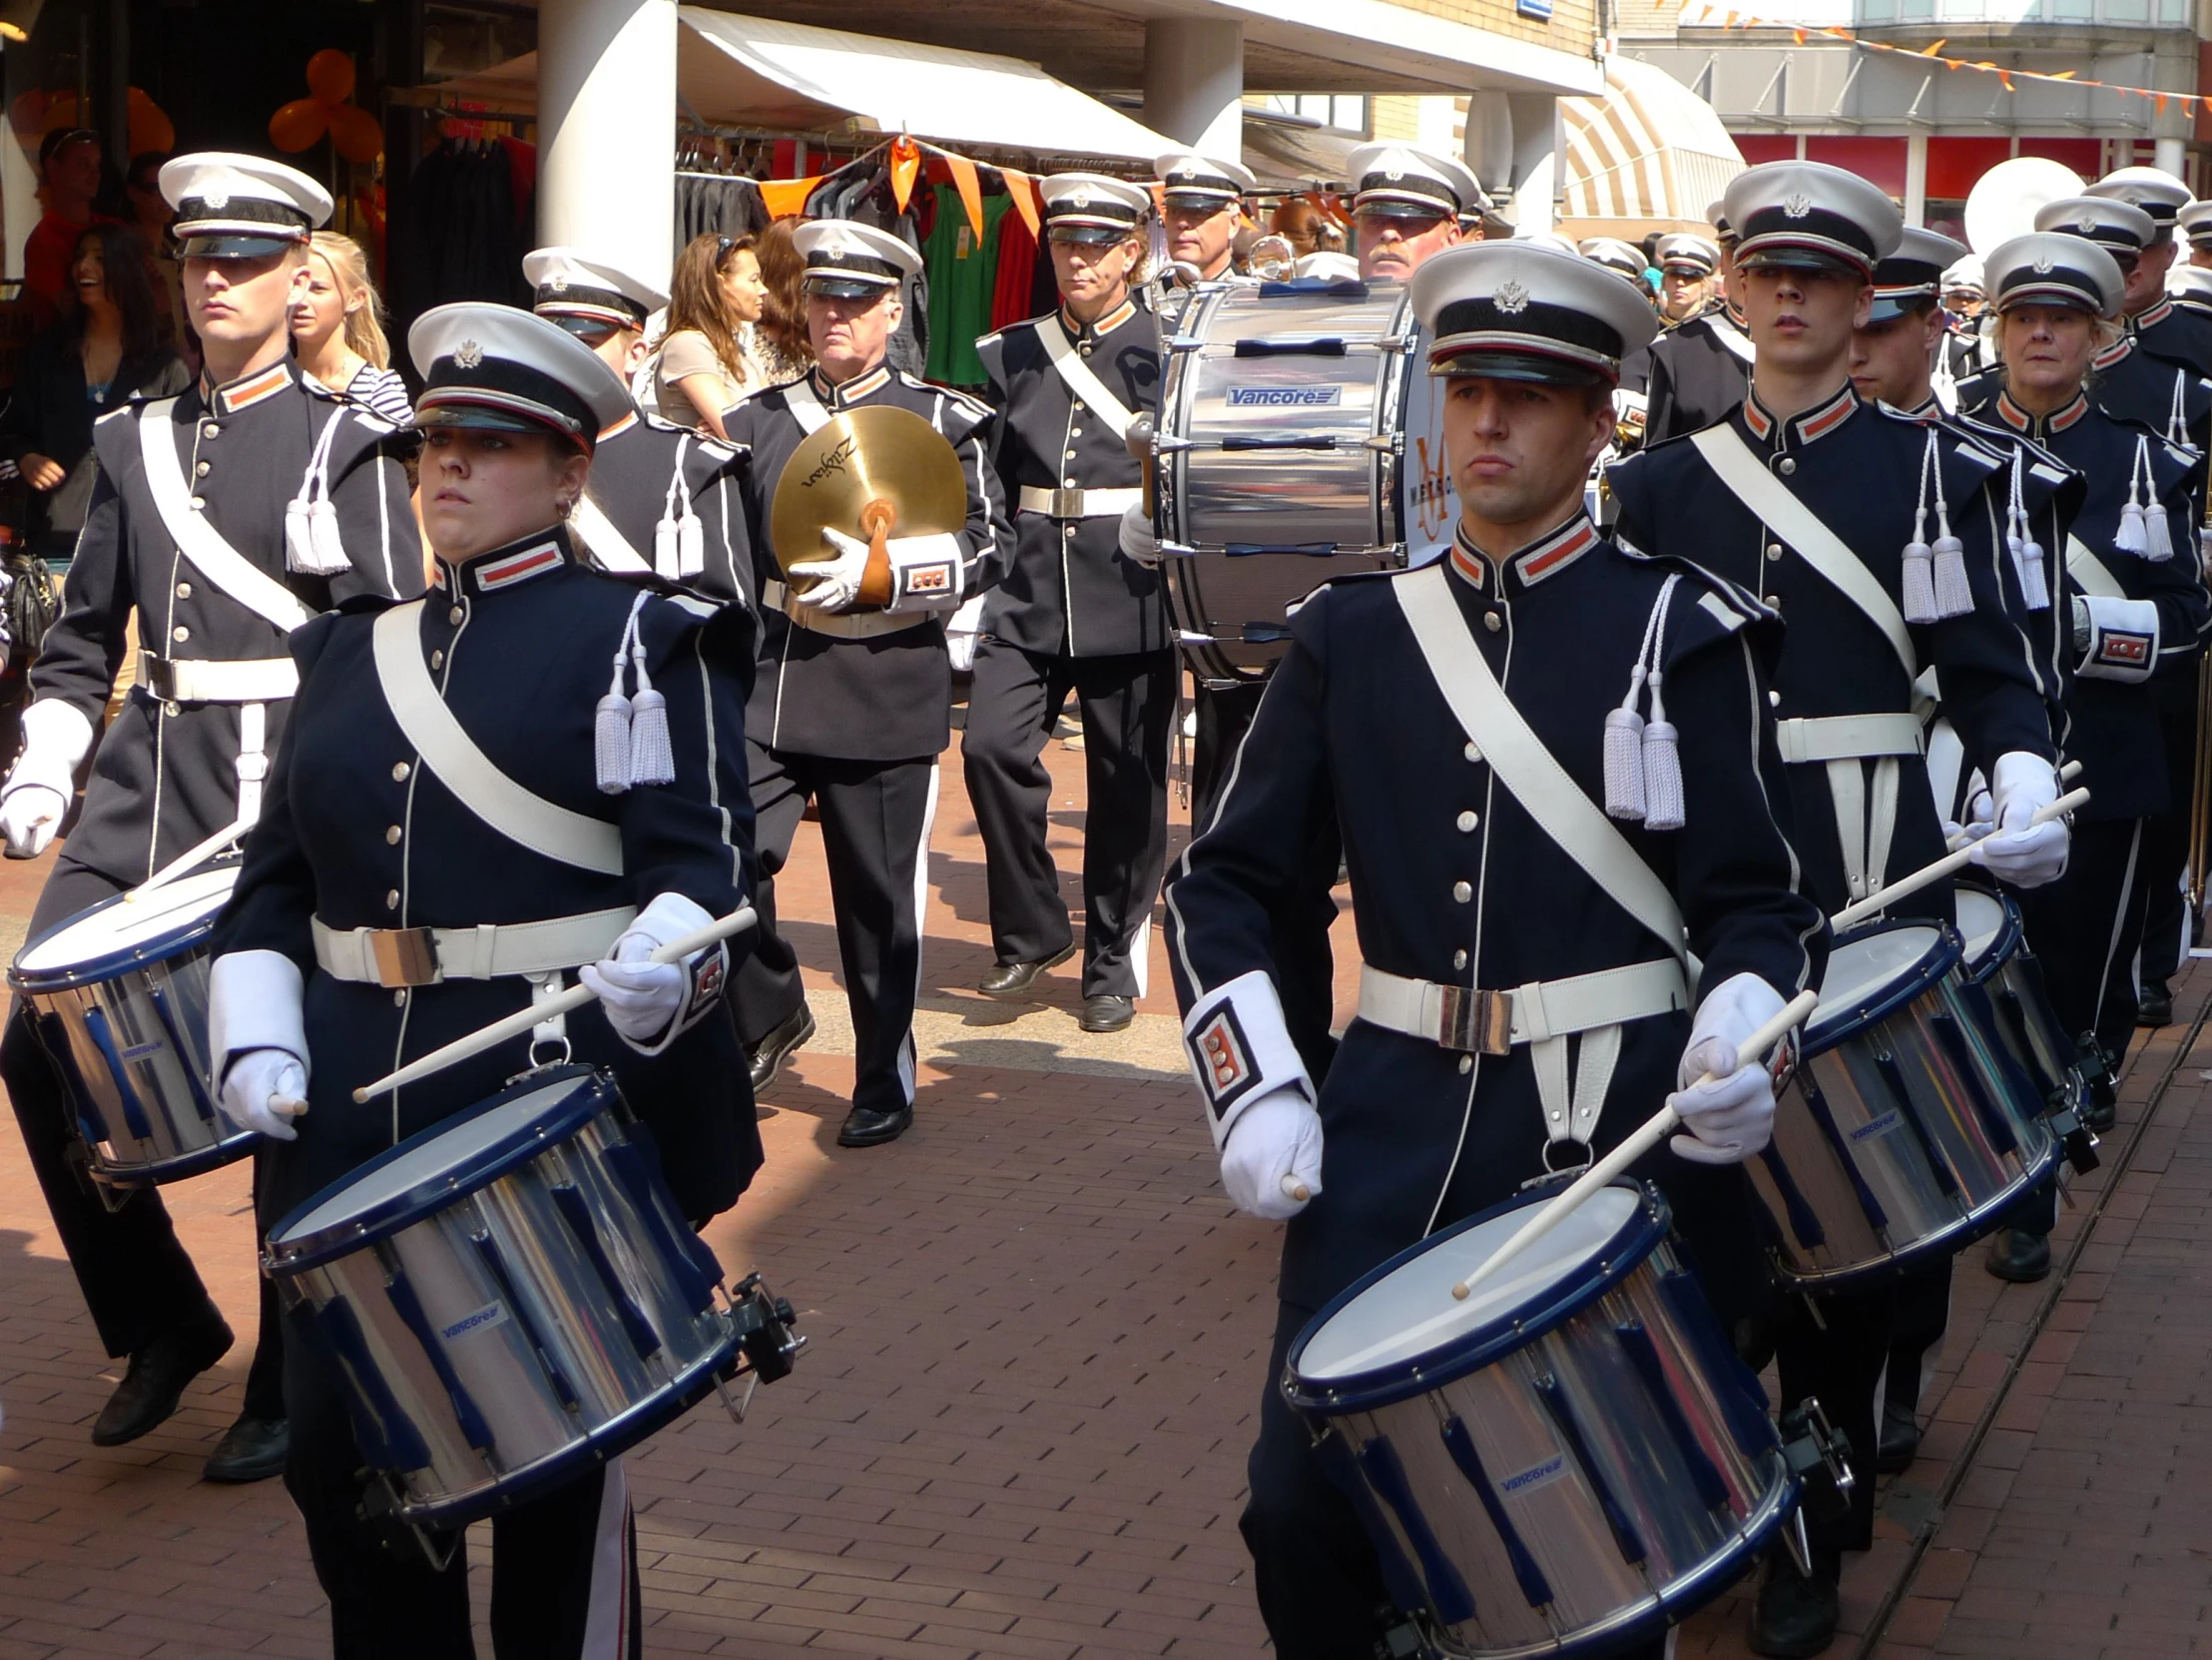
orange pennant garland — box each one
[889,135,920,214]
[1001,167,1041,239]
[946,153,984,243]
[759,176,820,219]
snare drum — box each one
[8,865,254,1186]
[1747,920,2057,1291]
[266,1066,794,1532]
[1157,278,1414,683]
[1954,883,2079,1110]
[1287,1182,1796,1658]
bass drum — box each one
[1157,278,1416,684]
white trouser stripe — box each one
[580,1458,631,1660]
[896,763,942,1107]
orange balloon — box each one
[9,88,50,140]
[269,98,328,154]
[305,48,356,106]
[327,102,383,165]
[127,89,175,157]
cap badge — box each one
[204,190,230,211]
[1493,279,1530,315]
[455,339,484,369]
[2078,217,2097,235]
[549,276,569,292]
[1782,193,1813,220]
[1385,167,1404,182]
[2032,254,2055,275]
[1073,187,1093,209]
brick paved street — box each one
[3,722,2211,1658]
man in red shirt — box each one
[23,129,120,319]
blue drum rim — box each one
[265,1064,617,1275]
[7,870,237,993]
[91,1127,261,1189]
[1807,917,1966,1055]
[1283,1178,1670,1414]
[1950,881,2023,987]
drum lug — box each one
[1778,1397,1856,1522]
[1371,1616,1432,1660]
[728,1272,806,1387]
[361,1476,463,1573]
[2047,1102,2101,1176]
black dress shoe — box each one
[748,1003,816,1094]
[2082,1079,2117,1134]
[1749,1561,1841,1658]
[91,1316,234,1446]
[203,1414,288,1483]
[837,1102,913,1147]
[1876,1397,1921,1474]
[1079,994,1134,1033]
[976,942,1076,998]
[1985,1226,2051,1283]
[2137,985,2173,1028]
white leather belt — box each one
[1018,485,1143,520]
[312,906,636,989]
[139,653,298,704]
[1357,959,1688,1054]
[1774,713,1926,766]
[763,579,929,640]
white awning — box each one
[675,8,1177,161]
[1558,56,1745,231]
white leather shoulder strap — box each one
[1392,565,1688,966]
[1691,423,1916,677]
[137,397,312,633]
[371,604,623,874]
[783,377,831,436]
[2065,535,2126,599]
[1035,321,1134,441]
[569,493,651,573]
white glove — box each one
[222,1049,307,1142]
[1668,971,1783,1166]
[1969,751,2068,888]
[1117,503,1161,567]
[581,934,686,1046]
[787,526,870,614]
[1220,1089,1324,1220]
[0,784,65,858]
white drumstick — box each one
[1834,787,2087,930]
[1446,987,1820,1304]
[1943,760,2081,852]
[126,815,250,901]
[351,905,757,1102]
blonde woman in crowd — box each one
[289,231,411,424]
[651,231,772,437]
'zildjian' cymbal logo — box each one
[802,437,857,489]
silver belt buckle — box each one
[1051,488,1083,518]
[142,654,179,702]
[366,927,441,988]
[1438,986,1513,1055]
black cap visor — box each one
[803,273,896,300]
[1737,243,1867,278]
[1430,348,1608,387]
[179,232,299,261]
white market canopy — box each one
[674,8,1177,160]
[1558,56,1745,232]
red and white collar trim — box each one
[1994,389,2089,434]
[598,410,639,442]
[1741,384,1856,446]
[1447,530,1489,591]
[1512,515,1598,586]
[1741,394,1775,440]
[206,360,293,414]
[2093,336,2133,371]
[813,364,890,407]
[471,539,567,594]
[2134,298,2174,331]
[1059,298,1138,343]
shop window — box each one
[1263,95,1371,135]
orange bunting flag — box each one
[946,152,984,242]
[2049,69,2075,79]
[759,176,820,220]
[1995,68,2014,91]
[1001,167,1041,239]
[2157,93,2170,112]
[1794,28,1806,43]
[889,135,921,214]
[1921,37,1945,53]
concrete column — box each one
[1143,19,1246,157]
[1904,132,1928,228]
[2155,136,2187,178]
[539,0,677,289]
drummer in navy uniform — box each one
[1166,238,1827,1660]
[1605,160,2072,1657]
[1641,206,1757,443]
[2086,166,2212,372]
[207,302,758,1657]
[523,247,754,608]
[964,176,1173,1033]
[724,220,1009,1142]
[1658,233,1722,326]
[0,153,421,1481]
[1962,235,2210,1280]
[1152,151,1257,298]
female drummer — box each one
[206,302,760,1658]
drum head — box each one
[1292,1184,1657,1401]
[1952,888,2012,972]
[267,1066,619,1272]
[12,866,240,986]
[1812,923,1949,1036]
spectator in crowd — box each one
[124,149,189,355]
[651,231,772,437]
[0,223,187,563]
[752,216,814,383]
[288,231,411,425]
[1272,199,1327,259]
[23,130,122,323]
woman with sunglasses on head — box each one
[651,231,772,437]
[289,231,411,425]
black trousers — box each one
[1244,1302,1670,1660]
[731,741,937,1116]
[1773,1281,1888,1575]
[961,639,1174,999]
[281,1315,641,1659]
[2137,704,2195,991]
[0,853,283,1414]
[1883,1261,1951,1419]
[1191,679,1341,1081]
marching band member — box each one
[209,302,757,1657]
[1166,239,1826,1660]
[1967,235,2209,1280]
[2086,167,2212,372]
[2181,199,2212,274]
[0,153,420,1480]
[524,247,754,608]
[1640,205,1756,444]
[1606,160,2070,1656]
[1348,142,1482,288]
[724,221,1009,1143]
[1657,232,1723,325]
[966,176,1172,1033]
[1152,151,1258,294]
[1578,235,1650,289]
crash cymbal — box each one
[769,404,967,608]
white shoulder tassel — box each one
[2006,452,2050,611]
[1639,580,1686,830]
[653,437,706,580]
[1902,433,1938,624]
[1928,435,1971,618]
[285,410,353,576]
[1604,576,1676,823]
[626,629,676,788]
[2115,441,2149,555]
[595,600,647,794]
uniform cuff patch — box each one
[1182,970,1313,1150]
[2079,594,2159,684]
